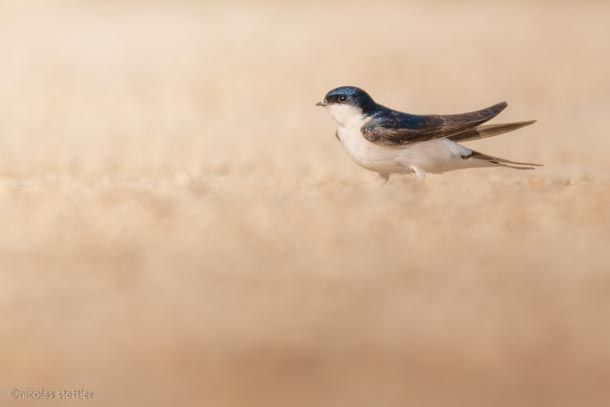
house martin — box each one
[317,86,540,182]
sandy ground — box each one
[1,1,610,406]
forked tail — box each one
[466,150,543,170]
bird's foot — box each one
[377,172,391,185]
[410,166,427,183]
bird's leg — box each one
[377,172,390,184]
[410,166,427,182]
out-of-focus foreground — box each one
[1,1,609,406]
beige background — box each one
[1,1,609,406]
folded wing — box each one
[362,102,507,146]
[448,120,536,143]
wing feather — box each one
[362,102,507,146]
[448,120,536,143]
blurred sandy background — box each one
[1,0,610,406]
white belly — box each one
[337,125,474,174]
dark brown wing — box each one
[448,120,536,143]
[362,102,507,146]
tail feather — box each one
[467,150,543,170]
[450,120,536,143]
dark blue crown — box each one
[323,86,376,112]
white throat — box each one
[325,104,365,127]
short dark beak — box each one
[316,101,327,107]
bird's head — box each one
[316,86,377,125]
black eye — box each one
[339,95,347,102]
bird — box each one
[316,86,540,182]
